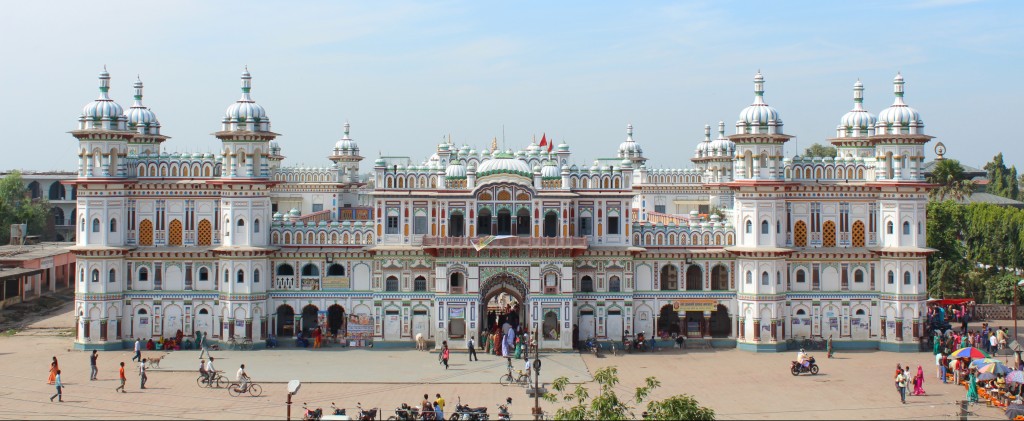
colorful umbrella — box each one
[977,372,998,381]
[1006,370,1024,384]
[950,347,989,359]
[977,361,1011,375]
[970,358,1001,368]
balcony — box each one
[421,236,587,250]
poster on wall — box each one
[235,319,245,329]
[828,317,838,330]
[347,314,373,339]
[449,307,465,319]
[139,317,149,325]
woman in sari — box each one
[967,369,979,403]
[912,365,926,395]
[827,335,834,359]
[47,356,58,384]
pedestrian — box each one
[90,350,99,381]
[966,368,979,403]
[139,358,148,389]
[895,368,907,404]
[198,331,207,359]
[115,362,126,393]
[441,341,450,370]
[826,335,834,359]
[467,336,478,362]
[435,393,445,419]
[47,356,59,384]
[49,370,63,402]
[940,353,949,384]
[933,333,940,355]
[420,394,432,418]
[990,332,998,354]
[433,400,443,420]
[132,338,142,362]
[912,365,926,395]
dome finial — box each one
[133,76,144,101]
[893,72,905,99]
[753,70,765,101]
[344,120,350,136]
[704,124,711,142]
[718,121,726,138]
[852,79,864,107]
[97,67,111,97]
[241,66,252,95]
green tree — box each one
[0,171,51,245]
[543,366,715,420]
[984,153,1019,200]
[926,200,969,298]
[803,143,837,158]
[927,159,973,201]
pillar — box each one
[116,319,122,340]
[753,319,761,342]
[770,319,778,342]
[895,318,903,342]
[100,319,108,341]
[912,317,919,340]
[84,318,91,339]
[228,318,235,339]
[261,316,267,339]
[703,312,712,338]
[737,317,744,341]
[245,319,253,339]
[880,316,886,340]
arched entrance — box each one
[276,304,295,337]
[709,304,732,338]
[657,304,680,336]
[327,304,345,335]
[301,304,319,335]
[479,273,528,336]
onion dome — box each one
[476,151,532,178]
[618,124,643,158]
[222,67,270,132]
[125,76,161,135]
[836,80,876,137]
[273,212,283,221]
[736,71,783,134]
[79,67,128,131]
[876,73,924,135]
[289,208,301,217]
[541,160,560,178]
[694,124,712,157]
[708,121,735,156]
[557,142,570,152]
[374,157,386,166]
[333,122,359,155]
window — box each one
[385,276,399,292]
[812,264,820,290]
[903,271,911,285]
[761,220,769,235]
[414,276,427,291]
[918,272,923,284]
[108,269,116,283]
[127,263,133,290]
[236,270,245,283]
[887,221,894,235]
[237,219,245,227]
[608,216,620,235]
[745,271,753,284]
[477,209,492,236]
[579,216,592,236]
[796,269,806,283]
[139,267,149,282]
[386,215,399,234]
[154,263,162,290]
[902,221,910,235]
[91,269,99,282]
[745,220,752,234]
[449,273,464,291]
[185,264,193,290]
[224,270,229,284]
[887,271,895,284]
[311,203,324,212]
[516,208,530,236]
[777,271,781,285]
[761,272,769,286]
[327,264,345,276]
[580,276,594,292]
[92,218,100,233]
[448,213,464,237]
[854,269,864,283]
[109,219,117,233]
[654,205,666,213]
[543,212,558,238]
[199,267,209,281]
[609,276,621,292]
[254,269,260,283]
[414,214,427,235]
[254,219,260,233]
[497,209,512,235]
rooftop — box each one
[0,242,74,261]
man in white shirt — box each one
[797,349,809,368]
[236,364,249,392]
[990,333,999,352]
[132,339,141,362]
[205,357,216,385]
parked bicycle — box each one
[499,366,531,387]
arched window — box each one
[903,271,911,285]
[854,269,864,283]
[237,269,245,283]
[237,219,245,227]
[414,276,427,292]
[91,269,99,282]
[761,220,769,235]
[745,220,752,234]
[301,264,319,277]
[92,218,100,233]
[449,273,464,291]
[277,264,294,276]
[109,219,117,233]
[254,219,260,233]
[796,269,806,283]
[478,208,492,236]
[199,267,209,281]
[580,276,594,292]
[918,272,923,284]
[609,276,621,292]
[327,264,345,276]
[385,276,399,292]
[745,271,753,284]
[254,269,260,283]
[886,221,894,235]
[902,221,910,235]
[761,272,769,285]
[139,267,149,281]
[108,269,116,283]
[888,271,895,284]
[516,208,530,236]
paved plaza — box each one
[0,303,1014,420]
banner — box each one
[471,235,515,251]
[347,314,374,338]
[671,299,718,313]
[449,307,465,319]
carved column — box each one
[895,319,904,342]
[100,319,108,341]
[770,319,778,342]
[753,319,761,342]
[880,316,886,340]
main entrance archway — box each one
[480,273,528,337]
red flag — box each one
[539,133,547,149]
[547,136,554,152]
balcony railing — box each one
[421,236,587,249]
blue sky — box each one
[0,0,1020,172]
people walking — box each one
[47,356,59,385]
[115,362,126,393]
[895,368,907,404]
[826,335,834,359]
[435,393,445,419]
[139,359,148,389]
[467,337,478,361]
[441,341,450,370]
[912,365,926,395]
[90,350,98,381]
[967,368,979,403]
[198,331,208,359]
[49,370,63,402]
[132,338,142,362]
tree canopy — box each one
[0,171,51,245]
[544,366,715,420]
[984,153,1019,201]
[803,143,837,158]
[927,159,973,201]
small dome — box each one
[273,212,283,220]
[694,124,712,157]
[876,73,924,134]
[708,121,735,155]
[736,71,783,134]
[618,124,643,157]
[222,67,270,132]
[557,142,569,152]
[79,67,127,131]
[476,154,532,178]
[125,77,161,135]
[446,162,467,178]
[374,157,386,166]
[541,161,560,178]
[837,80,877,137]
[289,208,300,216]
[333,122,359,154]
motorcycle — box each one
[356,403,378,421]
[635,332,647,352]
[496,397,512,421]
[327,402,349,420]
[303,403,323,421]
[387,403,418,421]
[451,396,489,421]
[790,356,819,376]
[584,337,600,357]
[622,335,633,354]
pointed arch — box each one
[138,219,154,246]
[168,219,183,246]
[822,220,836,248]
[793,220,807,247]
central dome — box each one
[222,67,270,132]
[79,68,127,131]
[736,71,783,134]
[837,80,876,137]
[476,154,532,178]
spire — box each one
[703,124,711,142]
[892,72,905,103]
[343,121,351,137]
[853,79,864,109]
[240,66,253,99]
[98,67,111,99]
[718,121,726,138]
[133,76,145,103]
[626,123,634,139]
[752,70,765,104]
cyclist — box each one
[236,364,250,392]
[204,357,217,386]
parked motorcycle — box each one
[451,396,489,421]
[496,397,512,421]
[327,402,349,420]
[387,403,418,421]
[356,402,378,421]
[584,337,600,357]
[622,334,633,354]
[790,356,819,376]
[303,403,323,421]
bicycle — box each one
[499,366,531,387]
[197,371,228,388]
[785,338,798,350]
[241,339,253,351]
[227,337,239,351]
[228,381,263,397]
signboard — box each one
[672,299,718,313]
[449,307,465,319]
[347,314,374,338]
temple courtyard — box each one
[0,304,1010,420]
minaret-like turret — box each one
[125,77,169,156]
[72,67,133,179]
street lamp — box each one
[286,380,301,421]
